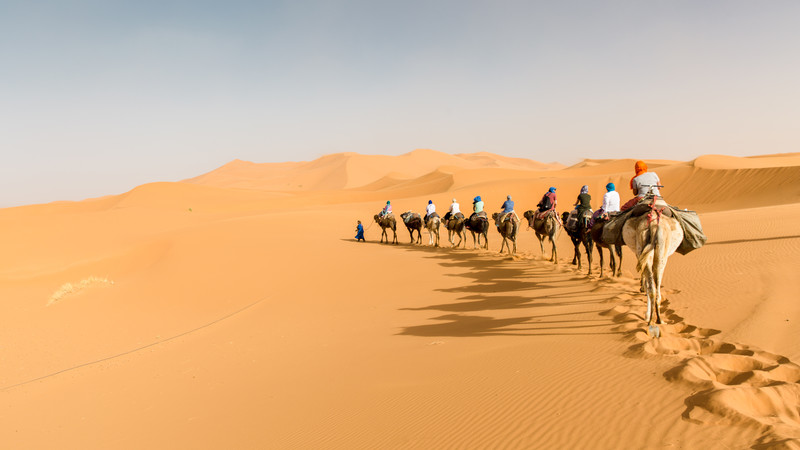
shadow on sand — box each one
[344,238,624,338]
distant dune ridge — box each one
[184,149,800,212]
[183,149,564,192]
[1,149,800,448]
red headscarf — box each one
[630,160,648,189]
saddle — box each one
[403,212,421,225]
[468,211,487,222]
[496,212,519,227]
[566,209,593,231]
[627,196,672,219]
[601,196,707,254]
[535,209,555,221]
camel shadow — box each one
[387,242,623,338]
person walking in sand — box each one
[621,161,661,211]
[355,220,365,241]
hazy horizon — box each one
[2,1,799,207]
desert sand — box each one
[1,149,799,449]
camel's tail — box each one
[636,219,662,274]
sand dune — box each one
[184,149,561,192]
[1,150,799,448]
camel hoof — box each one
[647,325,661,338]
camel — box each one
[590,215,623,277]
[425,213,441,247]
[373,213,398,244]
[400,211,423,245]
[492,212,518,255]
[622,203,683,326]
[523,210,561,263]
[562,211,594,275]
[465,213,489,249]
[445,212,466,248]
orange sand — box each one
[1,149,799,448]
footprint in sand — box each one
[604,288,800,446]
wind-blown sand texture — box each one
[1,149,799,448]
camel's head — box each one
[561,211,570,223]
[523,210,537,227]
[491,212,499,220]
[373,214,380,222]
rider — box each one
[444,198,460,221]
[573,185,592,226]
[601,183,621,214]
[500,195,518,222]
[589,182,620,226]
[471,196,485,220]
[621,161,661,211]
[424,200,436,225]
[379,200,392,217]
[536,187,558,219]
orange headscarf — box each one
[630,160,648,189]
[634,161,648,176]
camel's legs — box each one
[653,249,667,325]
[585,237,593,275]
[643,273,658,325]
[597,246,605,277]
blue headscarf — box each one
[606,183,615,191]
[428,200,433,204]
[549,187,556,193]
[474,196,481,202]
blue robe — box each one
[355,224,365,240]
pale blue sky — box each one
[2,1,799,206]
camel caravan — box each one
[364,162,707,328]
